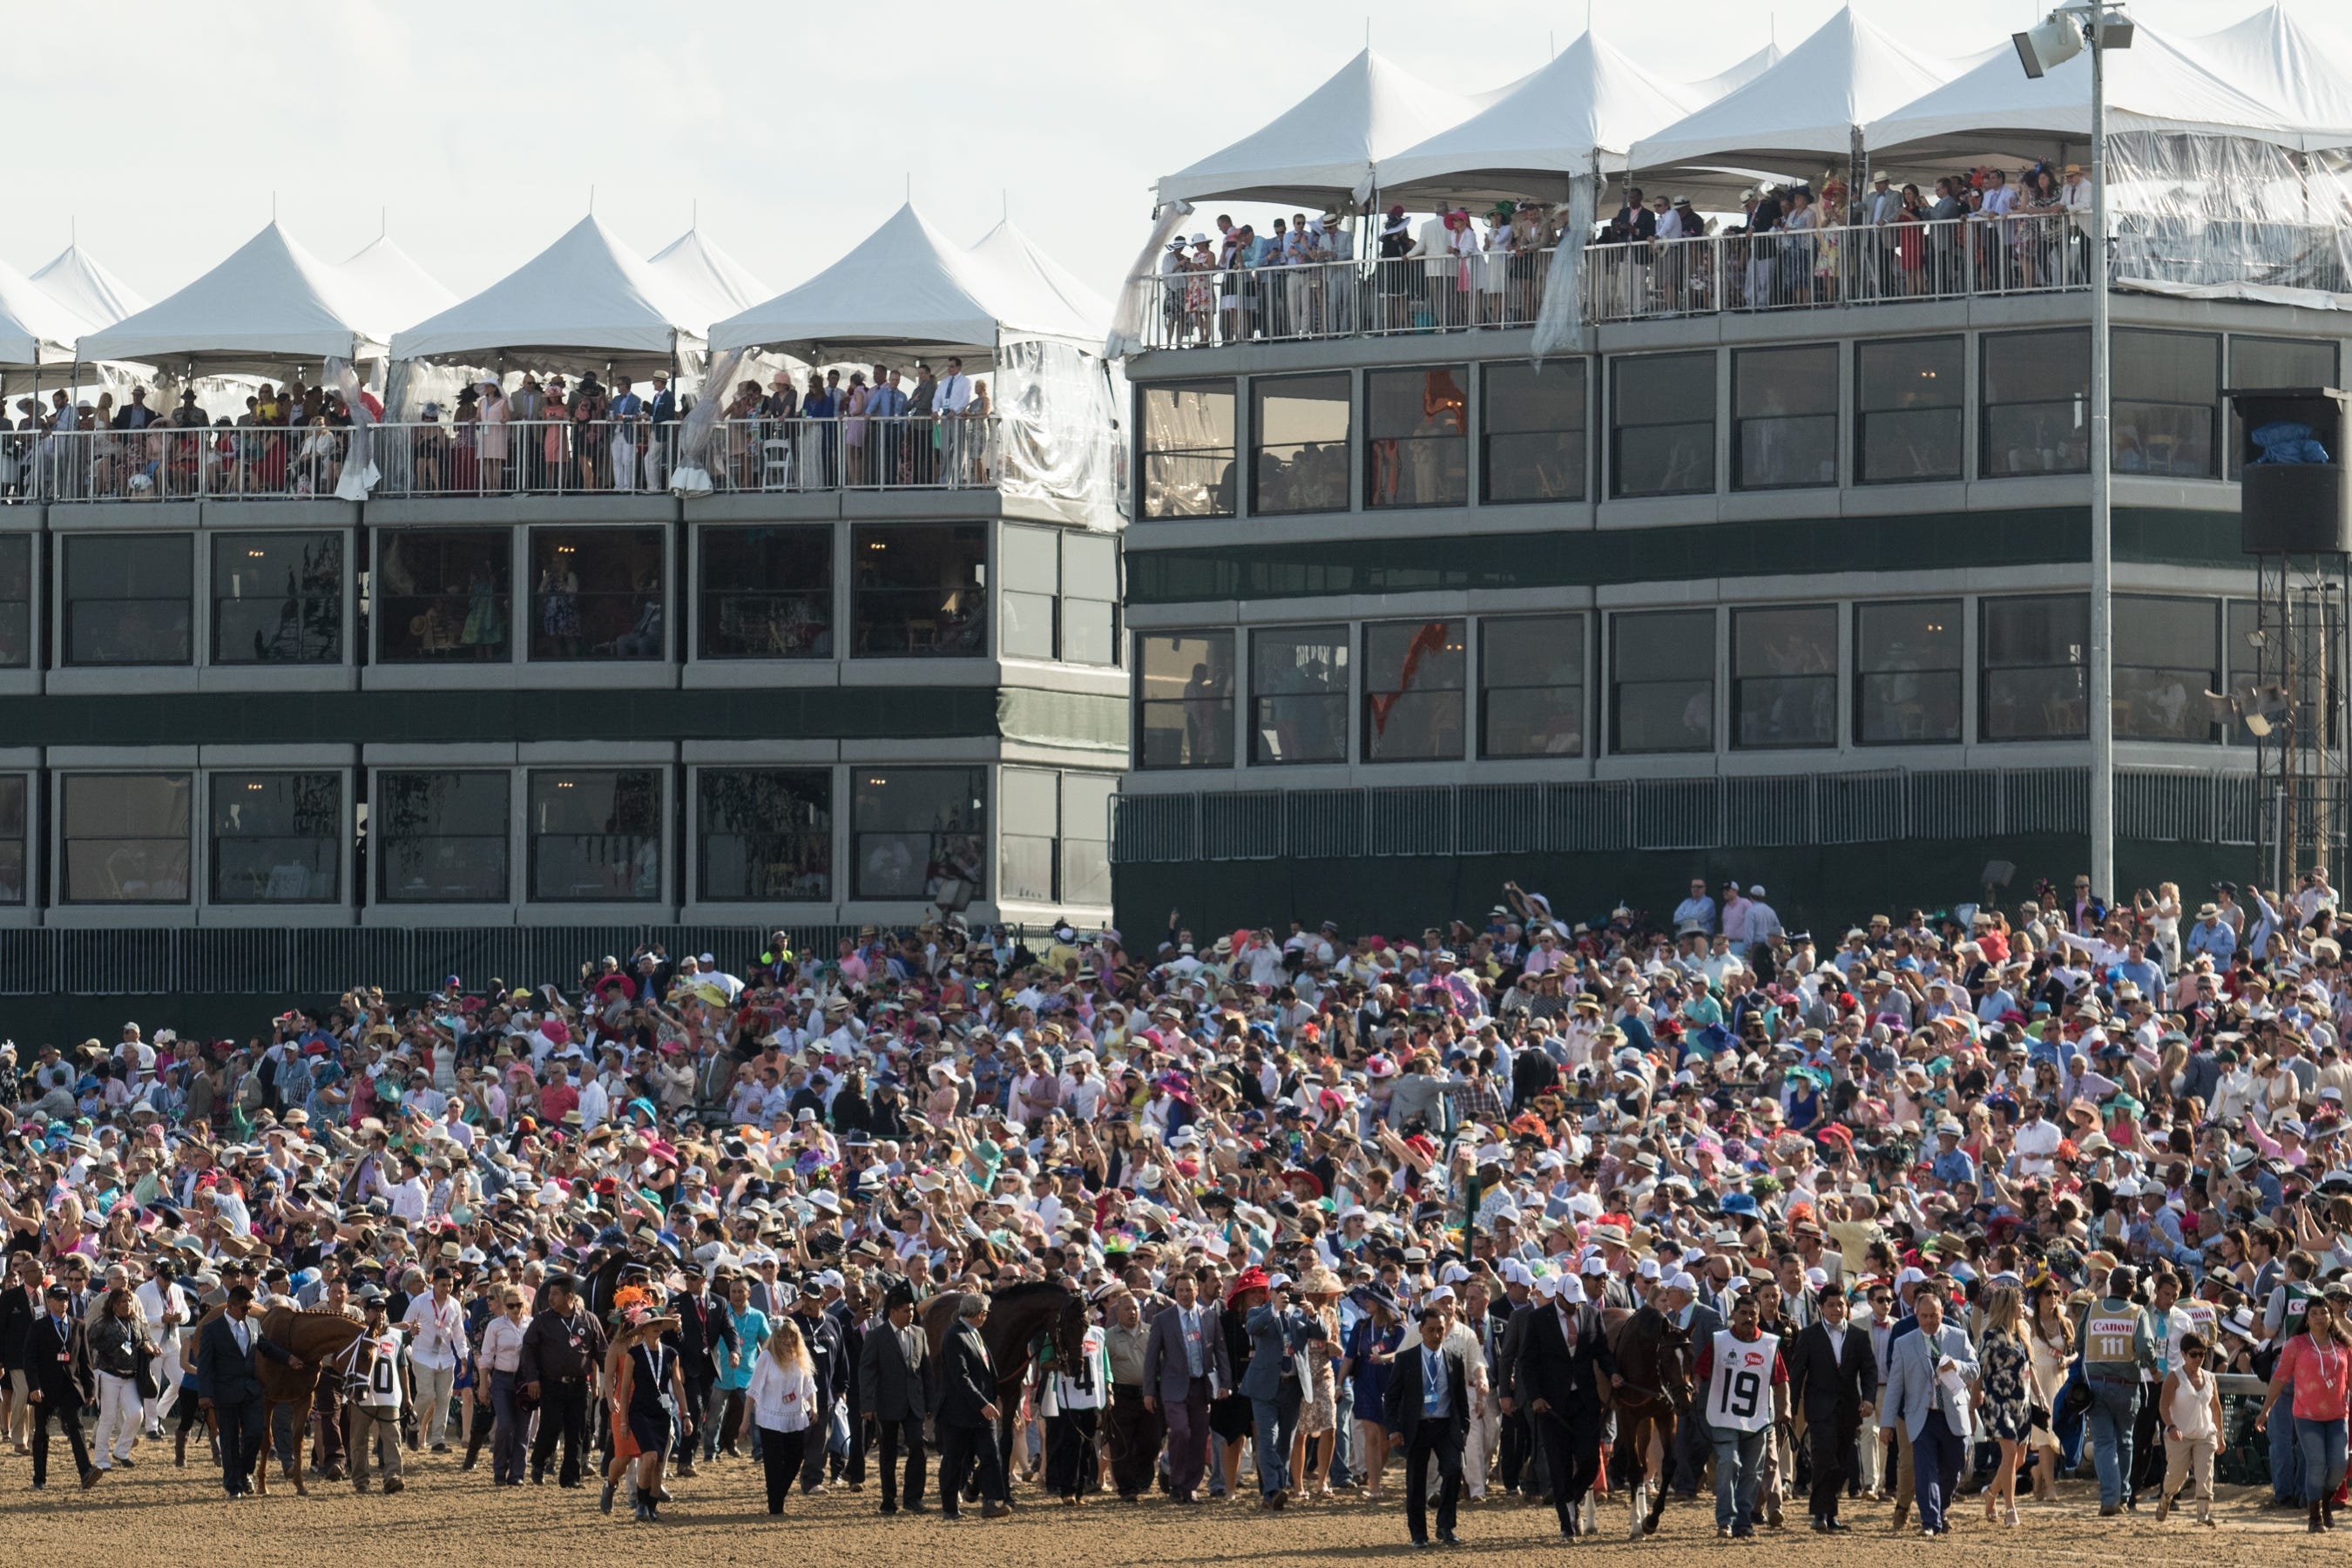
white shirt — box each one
[402,1291,465,1370]
[934,375,973,416]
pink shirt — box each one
[2277,1333,2352,1421]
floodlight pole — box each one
[2088,12,2114,904]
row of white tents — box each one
[0,202,1113,387]
[1154,3,2352,211]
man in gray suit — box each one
[1240,1275,1325,1507]
[1142,1269,1231,1504]
[1878,1289,1977,1538]
[855,1281,930,1516]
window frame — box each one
[62,531,193,667]
[1609,352,1716,499]
[0,772,28,903]
[1477,613,1586,760]
[1249,372,1353,516]
[525,525,666,663]
[1480,360,1587,505]
[849,522,987,659]
[694,767,835,904]
[1979,328,2091,479]
[849,767,987,902]
[1060,531,1119,667]
[1135,629,1237,770]
[2227,335,2340,479]
[999,523,1061,662]
[57,771,192,906]
[1609,609,1716,755]
[1363,364,1470,510]
[1978,593,2091,742]
[210,531,344,666]
[1247,624,1351,767]
[1852,598,1965,747]
[375,527,514,665]
[373,769,512,904]
[2112,328,2221,481]
[999,766,1060,904]
[1138,377,1239,520]
[208,770,341,905]
[1359,618,1467,763]
[524,768,664,904]
[2112,593,2220,744]
[1729,603,1839,750]
[1730,343,1839,492]
[1854,335,1964,486]
[695,523,834,660]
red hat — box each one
[1227,1267,1270,1307]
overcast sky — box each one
[4,0,2340,314]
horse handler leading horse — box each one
[193,1284,366,1499]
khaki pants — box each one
[351,1407,402,1488]
[411,1362,456,1447]
[2163,1434,2214,1513]
[1462,1396,1500,1498]
[7,1368,29,1445]
[1879,1418,1916,1511]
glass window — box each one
[375,771,509,902]
[213,532,342,664]
[64,533,192,666]
[2228,337,2339,477]
[1249,625,1350,766]
[2113,329,2219,479]
[210,772,340,903]
[1366,366,1468,509]
[697,524,832,659]
[697,768,832,902]
[377,529,510,663]
[528,770,661,902]
[1000,767,1058,903]
[2114,595,2217,742]
[1611,611,1714,753]
[1732,605,1837,748]
[1482,361,1586,504]
[1252,374,1350,515]
[851,524,985,657]
[1062,533,1119,666]
[1001,524,1059,661]
[1061,773,1114,908]
[851,767,985,901]
[529,528,664,661]
[1855,599,1963,744]
[1982,328,2089,477]
[1733,345,1838,490]
[1137,631,1235,769]
[1981,594,2089,740]
[1611,353,1714,497]
[1856,337,1963,483]
[1362,618,1466,762]
[0,775,25,902]
[0,537,32,669]
[60,774,189,903]
[1480,614,1585,758]
[1140,380,1238,518]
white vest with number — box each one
[1705,1329,1780,1433]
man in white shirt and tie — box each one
[402,1266,466,1451]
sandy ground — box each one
[0,1443,2335,1567]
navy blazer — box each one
[193,1310,290,1405]
[1382,1342,1470,1446]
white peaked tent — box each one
[335,234,458,343]
[390,216,710,378]
[645,227,772,324]
[1686,41,1783,103]
[1156,49,1477,207]
[2190,4,2352,151]
[967,219,1115,341]
[1378,31,1704,204]
[30,244,147,328]
[1631,7,1954,181]
[712,204,1092,365]
[1862,20,2301,161]
[78,223,384,375]
[0,259,92,373]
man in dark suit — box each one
[1788,1282,1879,1532]
[935,1293,1008,1521]
[672,1265,735,1473]
[790,1283,844,1493]
[194,1283,301,1497]
[856,1281,930,1515]
[1383,1306,1470,1549]
[1141,1270,1232,1504]
[1666,1274,1726,1498]
[1513,1276,1620,1538]
[23,1282,98,1490]
[1490,1273,1537,1498]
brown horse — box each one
[1604,1306,1692,1541]
[919,1280,1088,1498]
[194,1303,369,1497]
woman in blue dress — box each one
[1340,1287,1404,1499]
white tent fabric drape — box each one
[1106,203,1193,359]
[667,348,746,496]
[326,357,380,500]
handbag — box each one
[133,1340,159,1402]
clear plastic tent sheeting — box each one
[2106,132,2352,299]
[995,337,1119,515]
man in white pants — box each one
[401,1266,466,1451]
[134,1258,192,1437]
[1438,1281,1501,1499]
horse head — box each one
[1657,1321,1695,1410]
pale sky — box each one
[3,0,2341,316]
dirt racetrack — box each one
[0,1446,2337,1568]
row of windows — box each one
[1135,329,2335,517]
[1135,592,2278,766]
[16,766,1113,909]
[0,522,1118,669]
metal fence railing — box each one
[1137,250,1556,350]
[1113,764,2228,864]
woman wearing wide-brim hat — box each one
[1290,1267,1347,1502]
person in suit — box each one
[673,1264,736,1472]
[194,1283,301,1498]
[1665,1273,1725,1499]
[1240,1275,1323,1507]
[1383,1305,1470,1548]
[1788,1281,1879,1532]
[1142,1271,1232,1503]
[855,1280,929,1515]
[788,1284,843,1493]
[1879,1288,1978,1537]
[935,1292,1008,1521]
[1512,1274,1619,1538]
[23,1282,98,1490]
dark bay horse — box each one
[1604,1306,1692,1540]
[920,1279,1087,1497]
[193,1303,368,1497]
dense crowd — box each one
[4,868,2352,1542]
